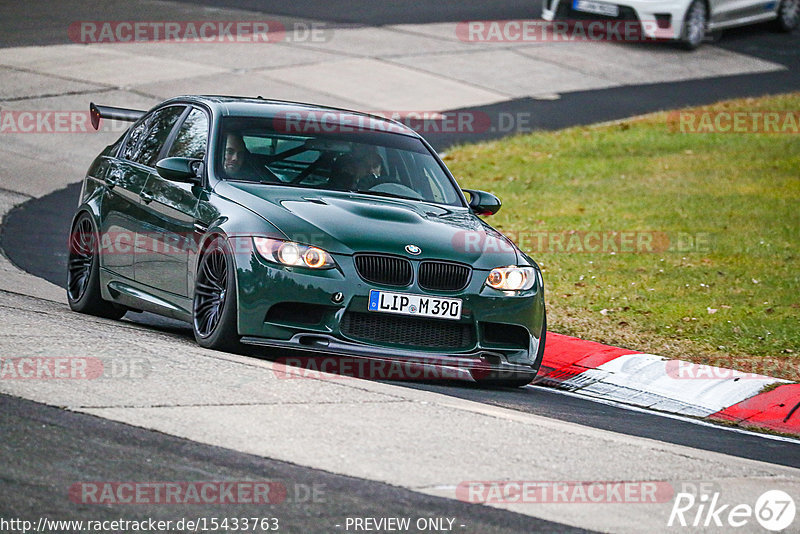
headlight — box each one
[253,237,335,269]
[485,266,536,291]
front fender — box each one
[192,203,285,336]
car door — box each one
[135,106,209,297]
[99,110,174,280]
[112,105,185,291]
[709,0,770,23]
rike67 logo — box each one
[669,490,795,531]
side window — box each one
[122,121,148,161]
[168,108,209,160]
[133,106,185,168]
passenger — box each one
[222,133,277,182]
[222,133,249,178]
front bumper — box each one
[542,0,686,40]
[240,333,541,382]
[232,248,545,371]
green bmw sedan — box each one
[67,96,546,386]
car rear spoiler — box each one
[89,102,146,130]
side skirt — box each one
[100,268,192,323]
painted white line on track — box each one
[527,384,800,446]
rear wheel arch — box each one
[66,210,126,319]
[69,206,99,234]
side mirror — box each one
[463,189,501,216]
[156,157,203,184]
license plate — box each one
[572,0,619,16]
[368,290,462,321]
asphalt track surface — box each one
[1,1,800,531]
[2,394,589,533]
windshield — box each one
[216,116,464,207]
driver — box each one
[353,148,382,190]
[329,147,382,191]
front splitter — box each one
[240,334,537,383]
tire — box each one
[678,0,708,50]
[193,236,241,351]
[66,213,127,320]
[775,0,799,32]
[478,314,547,388]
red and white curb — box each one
[536,333,800,436]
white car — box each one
[542,0,798,48]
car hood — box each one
[216,182,520,269]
